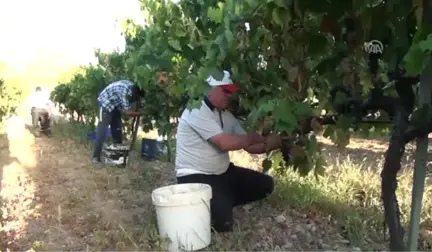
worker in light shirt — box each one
[175,70,282,232]
[28,86,53,135]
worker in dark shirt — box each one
[92,71,168,164]
[92,80,144,164]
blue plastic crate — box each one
[141,138,164,160]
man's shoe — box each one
[92,158,101,164]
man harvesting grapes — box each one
[91,80,144,164]
[92,73,168,164]
[175,70,282,232]
[28,86,53,136]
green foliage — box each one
[50,64,109,130]
[51,0,427,177]
[126,0,417,176]
[0,78,22,123]
[403,27,432,76]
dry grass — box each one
[1,118,432,251]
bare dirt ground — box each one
[1,117,431,251]
[0,117,163,251]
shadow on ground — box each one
[0,117,40,251]
[1,120,431,251]
[228,135,432,250]
[0,133,25,251]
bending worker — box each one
[175,70,282,232]
[91,80,144,164]
[28,86,53,135]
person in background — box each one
[175,70,282,232]
[92,73,168,164]
[92,80,144,164]
[28,86,53,135]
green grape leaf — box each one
[207,6,223,23]
[168,39,182,51]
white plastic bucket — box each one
[151,183,212,251]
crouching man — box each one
[175,70,282,232]
[28,86,53,136]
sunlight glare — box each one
[0,0,144,67]
[1,115,37,245]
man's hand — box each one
[265,134,282,149]
[209,132,264,152]
[124,110,141,117]
[243,133,281,154]
[245,132,265,146]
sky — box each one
[0,0,144,70]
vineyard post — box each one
[407,2,432,250]
[165,134,173,163]
[407,55,432,251]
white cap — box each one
[206,70,233,87]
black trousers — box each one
[177,163,274,232]
[31,107,50,130]
[92,107,123,160]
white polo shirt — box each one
[175,98,246,177]
[28,91,52,110]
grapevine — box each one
[0,78,22,123]
[50,0,432,249]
